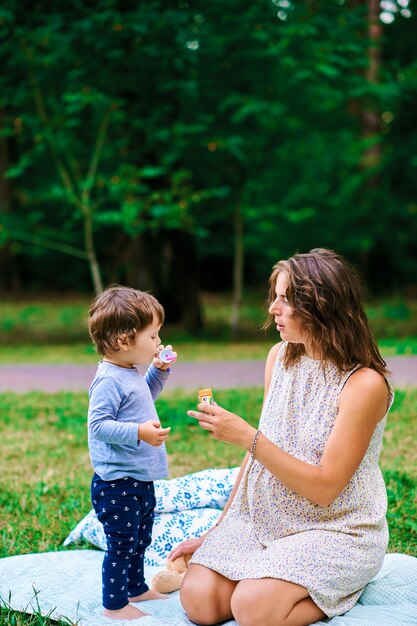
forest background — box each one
[0,0,416,335]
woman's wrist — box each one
[241,425,257,451]
[250,428,262,460]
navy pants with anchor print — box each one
[91,473,156,610]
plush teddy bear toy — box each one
[151,553,192,594]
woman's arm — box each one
[168,343,281,561]
[263,342,282,399]
[189,367,389,508]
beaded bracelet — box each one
[250,429,261,460]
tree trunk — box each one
[124,230,203,331]
[362,0,383,279]
[30,73,106,295]
[166,230,203,331]
[83,206,103,294]
[361,0,382,174]
[347,0,382,166]
[231,197,244,340]
[345,0,382,280]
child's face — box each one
[128,317,162,366]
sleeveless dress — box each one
[191,343,393,618]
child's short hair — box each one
[89,286,164,356]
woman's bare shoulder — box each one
[345,367,387,392]
[265,342,283,376]
[264,342,283,398]
[341,367,390,420]
[266,341,283,363]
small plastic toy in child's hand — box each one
[154,345,177,370]
[159,348,177,364]
[198,388,214,405]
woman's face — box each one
[268,272,305,345]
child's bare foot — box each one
[103,603,149,620]
[129,588,168,602]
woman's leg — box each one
[180,564,238,625]
[231,578,325,626]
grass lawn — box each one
[1,387,417,624]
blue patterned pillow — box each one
[63,467,239,565]
[153,467,240,513]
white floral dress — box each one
[192,343,393,617]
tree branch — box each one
[10,229,89,260]
[81,105,113,206]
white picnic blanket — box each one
[0,549,416,625]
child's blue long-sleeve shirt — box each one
[88,361,170,481]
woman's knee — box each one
[231,584,268,626]
[180,570,216,624]
[180,573,202,621]
[232,600,283,626]
[232,578,315,626]
[231,580,289,626]
[180,566,234,625]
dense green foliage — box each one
[1,1,416,326]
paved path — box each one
[0,356,415,393]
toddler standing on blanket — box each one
[88,286,176,620]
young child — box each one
[88,285,176,620]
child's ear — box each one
[117,334,130,351]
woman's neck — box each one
[304,343,321,360]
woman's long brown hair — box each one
[265,248,389,376]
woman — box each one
[170,249,393,626]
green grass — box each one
[0,597,75,626]
[0,388,415,557]
[0,389,262,560]
[1,387,416,623]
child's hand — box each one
[153,344,177,371]
[139,420,171,446]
